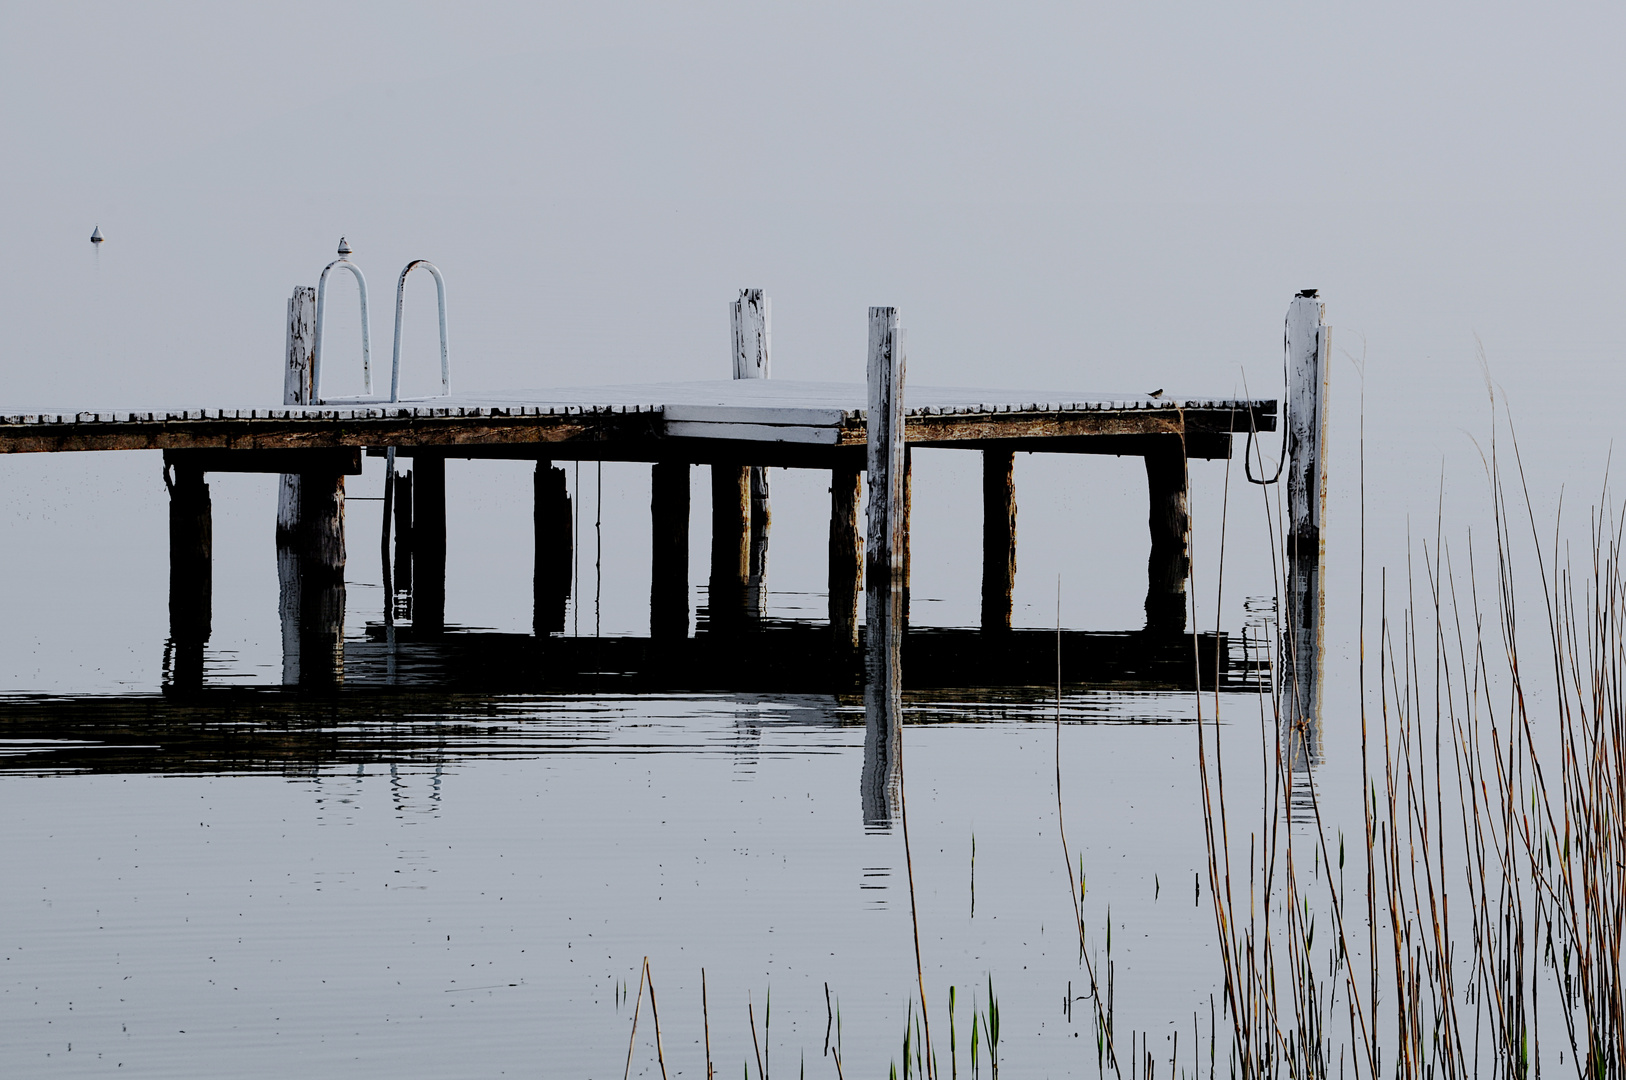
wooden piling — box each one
[862,306,906,826]
[1143,440,1190,632]
[1284,290,1330,743]
[981,449,1016,632]
[277,287,316,541]
[650,461,691,640]
[167,462,212,649]
[392,469,413,600]
[828,467,862,648]
[414,453,447,634]
[732,290,772,621]
[708,464,750,629]
[534,461,572,635]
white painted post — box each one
[732,290,772,619]
[862,306,906,826]
[1283,289,1330,748]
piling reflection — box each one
[862,582,905,829]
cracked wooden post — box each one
[1143,439,1190,632]
[277,287,315,542]
[414,452,447,635]
[828,467,863,650]
[534,461,572,635]
[1284,289,1330,758]
[650,460,691,640]
[981,449,1016,632]
[732,290,772,620]
[708,463,750,630]
[166,459,211,691]
[862,306,906,827]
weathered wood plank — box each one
[165,447,362,475]
[650,461,691,640]
[981,450,1016,632]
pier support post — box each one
[414,452,447,635]
[277,287,315,541]
[732,290,773,621]
[828,467,863,649]
[1284,290,1330,753]
[1143,440,1190,632]
[276,468,347,688]
[392,469,413,612]
[709,464,750,630]
[534,461,572,635]
[166,462,211,689]
[862,306,906,827]
[651,461,690,640]
[981,449,1016,632]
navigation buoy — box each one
[337,236,352,256]
[90,225,104,245]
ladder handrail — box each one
[312,258,371,404]
[391,260,450,402]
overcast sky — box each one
[3,1,1621,408]
[0,1,1622,671]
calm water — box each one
[0,336,1604,1075]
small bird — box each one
[1148,388,1164,399]
[90,225,104,245]
[337,236,352,256]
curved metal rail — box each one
[391,260,450,402]
[312,258,372,403]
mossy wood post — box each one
[731,289,772,620]
[708,463,750,629]
[650,461,691,640]
[862,306,906,826]
[534,461,572,635]
[414,453,447,635]
[1284,290,1330,753]
[828,467,863,649]
[166,461,212,689]
[1143,440,1190,632]
[981,450,1016,632]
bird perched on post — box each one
[1147,388,1164,399]
[90,225,104,245]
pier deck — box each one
[0,379,1273,464]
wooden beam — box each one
[414,453,447,635]
[166,447,362,475]
[534,462,572,635]
[650,461,691,640]
[981,450,1016,632]
[1143,440,1189,632]
[828,467,862,649]
[708,464,750,630]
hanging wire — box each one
[1245,312,1292,486]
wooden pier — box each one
[0,286,1327,694]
